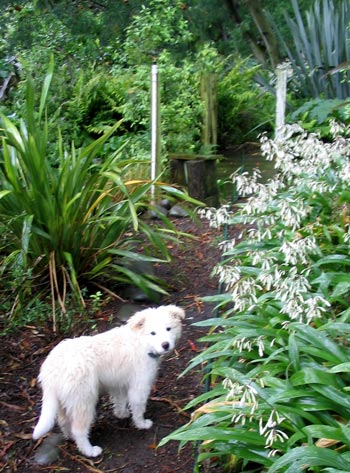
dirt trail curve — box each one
[0,217,228,472]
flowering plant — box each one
[160,123,350,471]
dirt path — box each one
[0,217,225,472]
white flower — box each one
[258,270,274,290]
[232,335,265,357]
[259,410,288,448]
[232,169,262,197]
[303,295,330,323]
[198,205,233,228]
[230,277,261,312]
[214,264,241,289]
[280,236,318,265]
[277,197,310,230]
[257,336,265,357]
[223,378,259,420]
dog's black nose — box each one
[162,342,170,351]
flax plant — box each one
[161,123,350,471]
[270,0,350,99]
[0,63,189,330]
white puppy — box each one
[33,305,185,457]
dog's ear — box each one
[127,312,146,330]
[167,305,185,322]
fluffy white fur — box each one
[33,305,185,457]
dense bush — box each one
[161,122,350,471]
[0,64,196,332]
[288,97,350,138]
[1,0,276,163]
[218,57,275,146]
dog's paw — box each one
[135,419,153,430]
[87,445,103,457]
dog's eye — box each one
[166,327,171,331]
[151,331,156,336]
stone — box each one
[116,303,145,322]
[169,204,190,218]
[146,204,168,219]
[121,258,162,303]
[34,433,65,465]
[160,198,172,210]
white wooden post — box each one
[151,63,160,202]
[275,63,291,139]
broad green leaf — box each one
[294,324,348,363]
[329,363,350,374]
[331,281,350,299]
[269,446,350,473]
[290,368,342,388]
[159,425,266,446]
[302,424,350,446]
[288,333,300,371]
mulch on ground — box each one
[0,216,229,473]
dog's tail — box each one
[33,390,58,440]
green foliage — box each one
[1,0,276,160]
[2,2,102,63]
[1,0,205,159]
[218,57,275,146]
[0,64,196,331]
[158,50,203,154]
[274,0,350,99]
[161,122,350,471]
[289,97,350,137]
[123,0,193,65]
[112,1,204,155]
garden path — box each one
[0,215,236,473]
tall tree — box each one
[225,0,282,67]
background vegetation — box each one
[3,1,350,470]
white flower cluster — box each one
[243,178,284,220]
[213,264,241,290]
[230,277,261,312]
[223,378,288,452]
[260,122,350,198]
[214,233,327,321]
[232,335,266,357]
[199,121,349,325]
[280,236,318,265]
[259,409,288,451]
[277,197,310,231]
[223,378,259,419]
[198,205,232,228]
[231,169,262,197]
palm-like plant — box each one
[0,61,186,330]
[275,0,350,99]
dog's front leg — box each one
[128,387,153,430]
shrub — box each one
[289,97,350,138]
[160,122,350,471]
[0,62,194,332]
[218,57,275,146]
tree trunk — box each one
[225,0,282,68]
[244,0,281,68]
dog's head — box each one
[127,305,185,357]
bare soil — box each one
[0,216,229,473]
